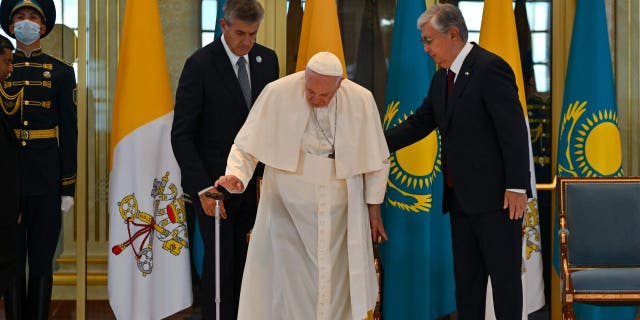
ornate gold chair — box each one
[558,177,640,320]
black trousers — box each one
[195,181,257,320]
[16,195,62,277]
[448,191,523,320]
[0,223,17,294]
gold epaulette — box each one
[49,54,74,67]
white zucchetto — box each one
[306,51,343,77]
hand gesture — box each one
[368,204,388,244]
[503,190,527,220]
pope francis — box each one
[215,51,390,320]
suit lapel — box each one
[442,45,478,130]
[212,38,250,116]
[248,50,263,104]
[440,70,453,134]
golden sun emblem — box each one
[384,101,442,213]
[559,100,623,177]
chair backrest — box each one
[560,177,640,267]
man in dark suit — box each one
[171,0,279,319]
[385,4,530,319]
[0,1,77,319]
[0,34,19,296]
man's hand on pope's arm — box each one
[503,190,527,220]
[368,203,388,244]
[199,187,228,219]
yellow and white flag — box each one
[295,0,346,75]
[479,0,545,318]
[107,1,191,319]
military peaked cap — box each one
[0,0,56,39]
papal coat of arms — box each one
[111,172,188,276]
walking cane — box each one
[205,191,225,320]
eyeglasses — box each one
[420,31,446,46]
[419,37,432,45]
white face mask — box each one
[13,20,41,46]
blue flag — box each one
[378,1,456,318]
[554,0,633,318]
[214,0,226,39]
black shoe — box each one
[26,276,52,320]
[4,275,26,320]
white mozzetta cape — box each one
[234,71,390,179]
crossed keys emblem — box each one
[111,172,188,276]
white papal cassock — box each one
[223,71,389,320]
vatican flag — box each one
[479,0,545,318]
[295,0,346,76]
[108,0,192,319]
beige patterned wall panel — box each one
[160,1,200,94]
[615,0,640,175]
[257,0,287,76]
[41,24,77,63]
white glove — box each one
[61,196,74,213]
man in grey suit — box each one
[170,0,279,319]
[385,4,531,319]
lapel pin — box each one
[256,56,262,63]
[464,71,470,76]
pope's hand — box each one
[368,204,388,244]
[215,175,244,193]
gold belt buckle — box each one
[20,129,29,140]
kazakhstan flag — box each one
[554,0,634,318]
[378,1,456,319]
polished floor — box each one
[0,300,200,319]
[0,300,550,320]
[0,273,553,320]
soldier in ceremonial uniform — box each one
[0,0,77,319]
